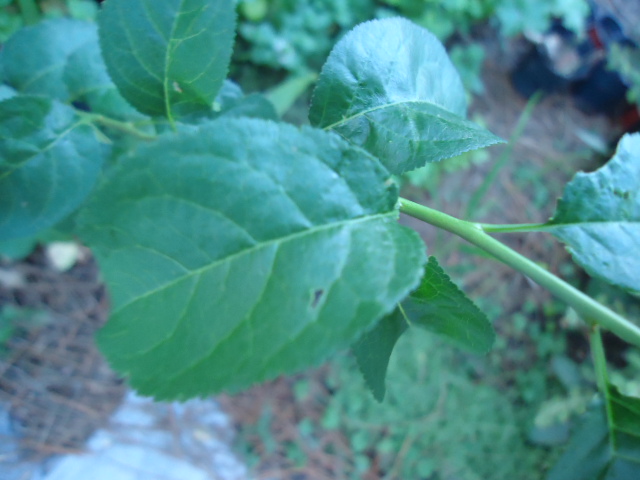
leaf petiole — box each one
[77,112,157,141]
[399,197,640,348]
[478,222,552,233]
[589,327,617,452]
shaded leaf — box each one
[547,133,640,295]
[98,0,236,119]
[0,96,106,240]
[309,18,502,174]
[547,384,640,480]
[0,85,16,101]
[352,309,408,402]
[402,256,494,353]
[79,118,426,400]
[211,81,277,121]
[0,18,139,119]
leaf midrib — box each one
[110,210,396,315]
[0,117,86,180]
[163,0,186,120]
[545,219,640,230]
[321,99,453,131]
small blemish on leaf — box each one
[172,81,183,93]
[613,189,630,200]
[312,289,324,308]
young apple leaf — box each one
[0,18,139,119]
[546,133,640,295]
[547,384,640,480]
[402,256,495,353]
[98,0,236,119]
[309,18,503,175]
[0,96,106,241]
[79,118,426,400]
[352,309,408,402]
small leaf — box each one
[79,118,426,400]
[0,96,106,240]
[547,384,640,480]
[0,18,139,119]
[547,133,640,295]
[352,309,408,402]
[211,81,277,121]
[309,18,502,174]
[402,256,495,353]
[98,0,236,119]
[0,85,16,101]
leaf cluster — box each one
[1,1,640,477]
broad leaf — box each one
[352,309,408,402]
[547,134,640,295]
[548,384,640,480]
[0,96,106,241]
[98,0,236,119]
[79,118,426,400]
[402,256,495,353]
[309,18,502,175]
[0,18,139,119]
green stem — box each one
[78,112,157,141]
[589,327,616,449]
[399,198,640,348]
[464,91,542,219]
[478,222,551,233]
[589,326,610,393]
[18,0,39,25]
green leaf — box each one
[211,81,277,121]
[0,18,140,119]
[547,134,640,295]
[547,385,640,480]
[402,256,495,353]
[0,85,16,101]
[98,0,236,120]
[352,309,408,402]
[79,118,426,400]
[309,18,502,175]
[0,96,106,241]
[266,72,318,117]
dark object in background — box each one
[572,57,629,115]
[511,23,595,98]
[510,3,639,126]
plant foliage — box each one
[546,135,640,295]
[547,383,640,479]
[1,0,639,475]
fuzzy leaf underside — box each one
[0,18,139,119]
[547,134,640,295]
[0,96,105,240]
[403,256,495,353]
[98,0,236,119]
[309,18,502,174]
[352,309,408,402]
[79,118,426,400]
[547,385,640,480]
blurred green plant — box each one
[609,44,640,106]
[322,329,557,479]
[0,0,97,42]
